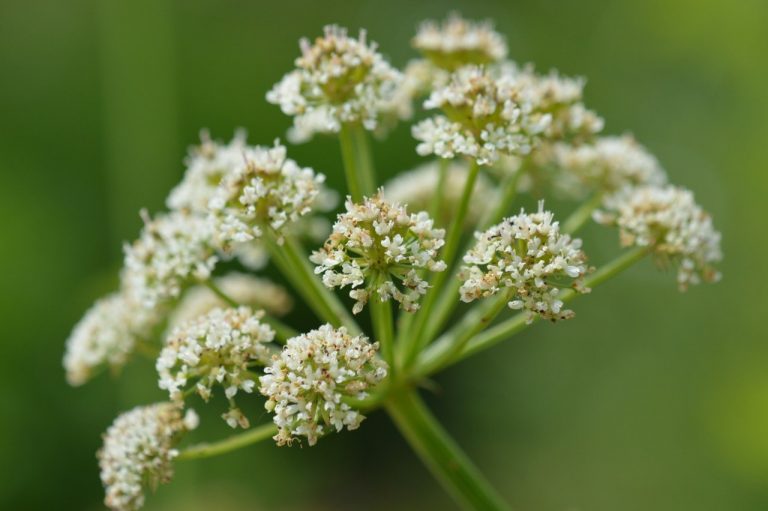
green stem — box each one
[265,232,361,335]
[339,123,376,201]
[205,280,240,308]
[415,246,650,376]
[562,192,603,234]
[429,158,450,224]
[177,423,277,460]
[422,164,525,345]
[399,160,480,369]
[417,293,510,377]
[386,389,510,511]
[369,274,395,369]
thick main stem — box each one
[339,123,376,201]
[399,160,480,368]
[386,389,510,511]
[177,423,277,460]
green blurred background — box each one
[1,0,766,509]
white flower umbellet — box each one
[259,324,387,446]
[267,25,403,143]
[63,292,159,386]
[98,403,198,511]
[121,210,217,310]
[157,306,275,429]
[412,13,508,70]
[595,185,722,290]
[460,201,590,323]
[311,192,446,314]
[207,140,325,247]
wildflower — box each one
[552,135,666,197]
[157,307,275,428]
[412,13,508,70]
[595,185,722,290]
[460,201,590,323]
[382,160,496,227]
[98,403,198,511]
[63,292,159,386]
[267,25,403,143]
[122,211,217,310]
[166,130,247,214]
[259,324,387,446]
[208,140,325,247]
[168,273,293,330]
[310,193,446,314]
[413,66,552,165]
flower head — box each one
[157,306,275,428]
[552,135,666,197]
[311,193,446,313]
[460,201,590,323]
[63,292,160,386]
[122,211,217,310]
[267,25,403,142]
[168,273,293,330]
[382,160,496,227]
[413,66,552,165]
[413,13,508,70]
[595,185,722,290]
[208,141,325,247]
[259,324,387,446]
[98,403,198,511]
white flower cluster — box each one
[552,135,666,196]
[98,403,198,511]
[311,193,446,314]
[168,273,293,330]
[412,13,508,70]
[208,141,325,246]
[267,25,403,143]
[382,160,496,227]
[259,324,387,446]
[460,201,590,323]
[507,65,604,143]
[413,66,552,165]
[166,130,247,214]
[595,185,722,290]
[63,293,159,386]
[157,306,275,429]
[122,210,217,310]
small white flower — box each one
[208,140,325,247]
[63,292,161,386]
[168,273,293,330]
[460,201,590,323]
[595,185,722,290]
[122,210,217,310]
[552,135,666,197]
[259,324,387,446]
[310,193,446,313]
[412,13,508,70]
[157,306,275,428]
[98,403,198,511]
[382,160,496,227]
[267,25,403,142]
